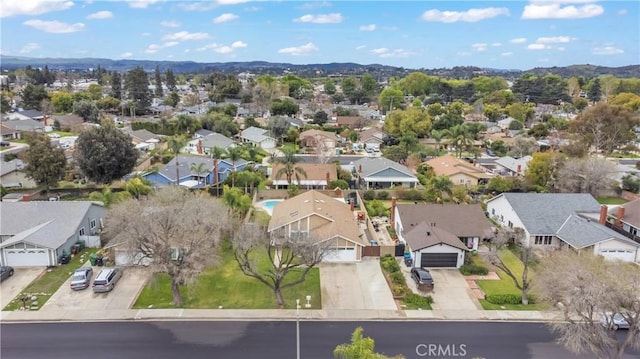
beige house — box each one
[267,190,366,262]
[299,129,338,149]
[424,154,493,187]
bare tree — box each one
[315,134,332,164]
[508,135,538,158]
[233,224,327,307]
[556,157,616,196]
[537,251,640,359]
[484,227,534,305]
[105,187,229,306]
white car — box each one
[600,313,630,330]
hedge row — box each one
[485,294,535,305]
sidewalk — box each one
[0,307,561,323]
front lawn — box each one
[133,242,321,309]
[596,196,628,205]
[3,249,92,311]
[479,300,550,311]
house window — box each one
[170,247,183,261]
[508,221,513,228]
[491,209,495,215]
[534,235,553,245]
[79,227,85,236]
[90,219,97,229]
[459,179,465,184]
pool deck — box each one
[255,199,284,216]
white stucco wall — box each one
[486,195,531,245]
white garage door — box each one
[599,250,635,263]
[4,249,50,267]
[323,247,356,262]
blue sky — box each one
[1,0,638,70]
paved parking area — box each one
[41,266,150,311]
[319,259,396,310]
[0,267,45,308]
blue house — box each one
[143,155,252,188]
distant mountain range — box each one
[1,55,638,79]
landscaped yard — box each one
[3,249,92,311]
[133,242,321,309]
[596,196,628,205]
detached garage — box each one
[403,222,468,268]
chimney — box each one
[516,164,522,175]
[350,201,355,212]
[616,206,625,228]
[599,205,608,225]
[213,159,219,185]
[22,193,31,202]
[325,172,330,188]
[390,197,397,228]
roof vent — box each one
[426,231,431,236]
[290,211,298,217]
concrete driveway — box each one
[0,267,45,308]
[42,266,150,311]
[319,259,396,310]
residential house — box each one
[497,117,517,130]
[2,119,45,133]
[186,132,236,155]
[0,159,36,189]
[129,129,162,151]
[0,124,21,140]
[486,193,640,263]
[393,201,493,268]
[267,190,367,262]
[606,199,640,242]
[352,157,418,189]
[0,201,105,267]
[4,110,45,122]
[424,154,493,187]
[270,163,337,189]
[336,116,366,130]
[358,128,388,151]
[143,155,251,187]
[493,156,532,176]
[239,126,277,149]
[299,129,338,149]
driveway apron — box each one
[0,267,45,308]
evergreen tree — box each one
[588,78,601,103]
[76,126,138,184]
[24,134,67,192]
[124,66,151,114]
[154,65,164,98]
[165,68,177,91]
[111,71,122,100]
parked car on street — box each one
[70,267,93,290]
[411,267,434,287]
[0,266,14,282]
[92,267,122,293]
[600,313,630,330]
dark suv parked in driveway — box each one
[0,266,14,282]
[411,267,434,291]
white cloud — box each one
[277,42,318,56]
[119,52,133,58]
[194,41,246,54]
[592,46,624,55]
[297,1,331,10]
[213,13,239,24]
[491,42,502,47]
[217,0,250,4]
[215,46,233,54]
[557,47,566,51]
[161,20,180,28]
[145,41,180,53]
[128,0,159,9]
[355,45,367,50]
[370,48,412,58]
[19,43,40,54]
[472,43,488,51]
[164,41,179,47]
[86,11,113,19]
[371,48,388,55]
[501,52,513,56]
[163,31,210,41]
[294,13,343,24]
[196,43,220,52]
[141,32,151,36]
[457,51,471,56]
[510,37,527,43]
[536,36,571,43]
[420,7,509,23]
[359,24,376,31]
[522,3,603,19]
[231,41,247,48]
[618,9,628,15]
[23,19,85,33]
[176,2,218,11]
[527,43,547,50]
[1,0,73,18]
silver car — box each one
[600,313,630,330]
[92,267,122,293]
[70,267,93,290]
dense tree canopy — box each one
[24,134,67,191]
[76,126,138,184]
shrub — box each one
[390,272,405,285]
[362,190,375,201]
[459,264,489,276]
[485,294,528,305]
[392,284,405,297]
[397,188,424,201]
[376,191,389,200]
[403,293,433,307]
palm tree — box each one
[398,131,419,152]
[89,186,130,208]
[275,146,307,188]
[167,135,188,185]
[429,175,454,203]
[442,125,473,158]
[226,146,244,188]
[123,177,152,199]
[430,129,444,152]
[190,162,207,186]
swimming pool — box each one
[260,199,284,215]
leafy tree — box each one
[312,110,329,125]
[165,69,177,91]
[24,134,67,192]
[568,103,639,155]
[508,120,524,131]
[537,251,640,359]
[280,74,312,99]
[73,99,100,123]
[110,71,122,99]
[164,91,180,107]
[509,136,538,158]
[154,65,163,98]
[243,117,261,129]
[124,66,151,114]
[489,140,508,157]
[427,175,454,203]
[525,152,561,191]
[89,187,131,208]
[234,223,326,307]
[588,78,601,103]
[382,145,408,163]
[20,84,48,110]
[323,78,336,94]
[621,174,640,193]
[609,92,640,112]
[384,107,432,138]
[106,187,228,306]
[270,98,299,116]
[76,126,138,184]
[486,176,512,193]
[442,125,473,158]
[528,123,549,139]
[201,112,239,137]
[226,146,244,188]
[334,327,404,359]
[275,147,307,185]
[50,91,73,113]
[378,88,403,114]
[329,179,349,190]
[360,73,378,97]
[97,96,121,111]
[222,185,252,218]
[87,83,103,101]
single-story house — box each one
[1,124,21,140]
[358,128,388,151]
[2,119,45,133]
[0,159,36,189]
[3,110,45,122]
[186,132,236,155]
[239,126,276,149]
[493,156,532,177]
[0,201,105,267]
[270,163,337,189]
[143,155,252,187]
[267,190,367,262]
[606,199,640,242]
[393,202,493,268]
[299,129,338,149]
[424,154,493,187]
[130,129,162,151]
[486,193,640,263]
[352,157,418,189]
[335,116,366,130]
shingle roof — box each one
[130,129,161,142]
[0,159,25,177]
[396,204,493,239]
[491,193,601,234]
[495,155,532,173]
[0,201,104,249]
[404,222,468,251]
[158,155,250,181]
[18,109,44,119]
[200,133,235,149]
[267,190,365,246]
[424,154,492,179]
[241,126,272,143]
[299,129,338,142]
[353,157,415,178]
[556,214,640,249]
[608,199,640,228]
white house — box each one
[239,126,276,149]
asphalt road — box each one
[2,321,638,359]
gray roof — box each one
[0,201,104,249]
[492,193,601,234]
[18,110,44,119]
[495,155,532,173]
[397,204,494,239]
[241,126,272,143]
[195,129,214,138]
[3,119,45,131]
[130,129,161,142]
[556,214,640,249]
[200,133,235,149]
[404,222,468,251]
[0,159,25,177]
[157,155,250,181]
[353,157,415,178]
